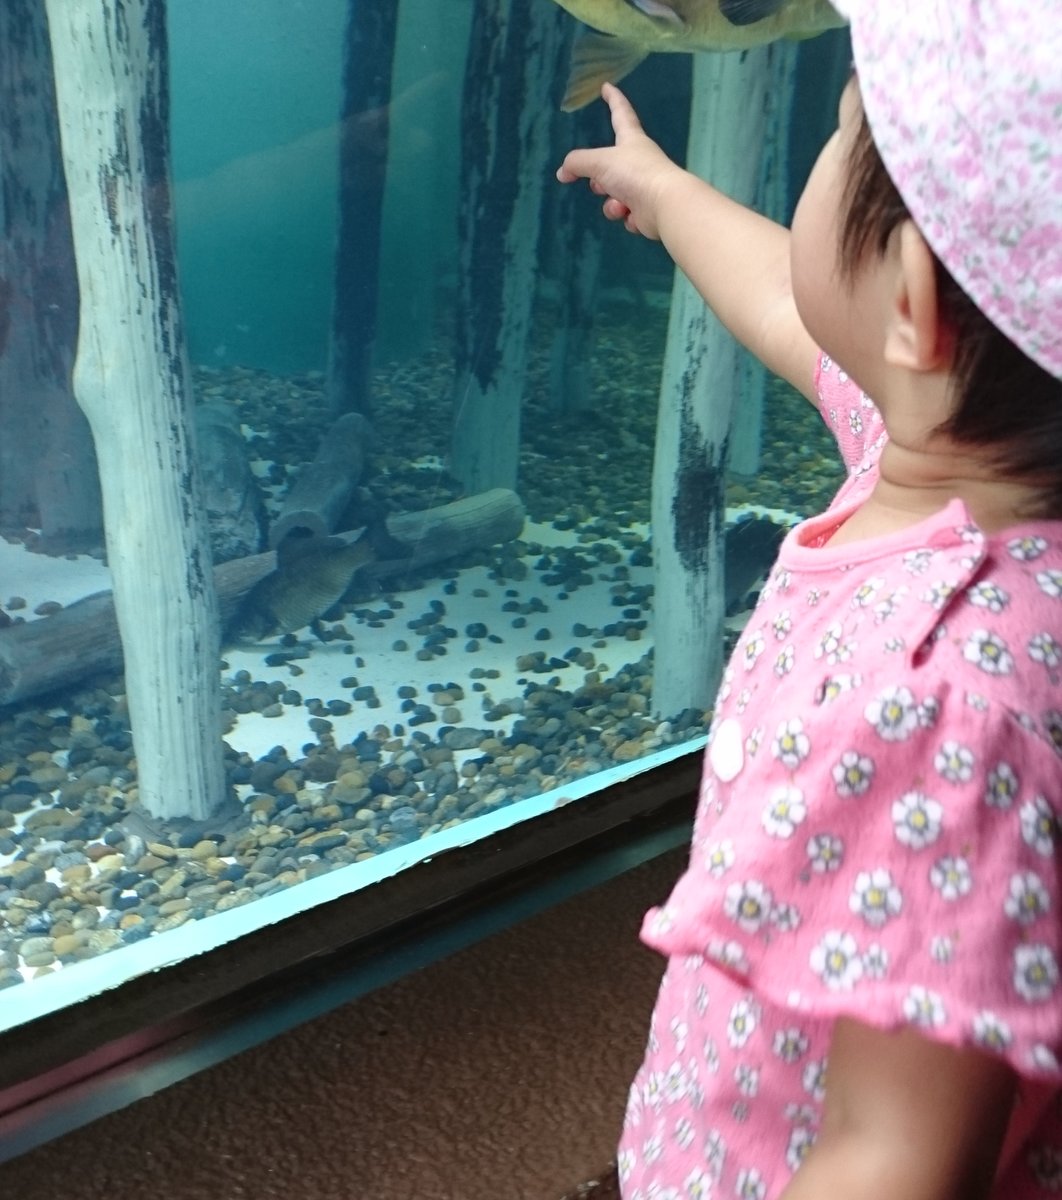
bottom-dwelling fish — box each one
[551,0,845,110]
[228,528,376,643]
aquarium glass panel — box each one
[0,0,849,1025]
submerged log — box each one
[46,0,225,821]
[196,400,267,561]
[360,486,525,580]
[0,489,524,707]
[269,411,372,547]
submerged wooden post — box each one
[327,0,399,417]
[548,97,608,413]
[729,41,799,477]
[451,0,569,493]
[651,48,778,720]
[0,1,102,552]
[45,0,225,821]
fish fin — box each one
[623,0,687,28]
[562,32,650,112]
[718,0,789,24]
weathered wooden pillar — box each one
[651,47,779,720]
[327,0,400,417]
[0,0,102,552]
[548,96,609,413]
[451,0,569,493]
[45,0,225,821]
[729,41,800,477]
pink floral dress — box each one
[618,355,1062,1198]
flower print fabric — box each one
[618,354,1062,1199]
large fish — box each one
[552,0,846,109]
[228,528,375,643]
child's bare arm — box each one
[781,1017,1017,1199]
[556,83,819,403]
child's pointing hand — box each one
[556,83,684,242]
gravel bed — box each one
[0,299,843,991]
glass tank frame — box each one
[0,0,850,1143]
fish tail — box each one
[562,32,650,111]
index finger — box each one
[599,83,645,141]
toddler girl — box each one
[558,0,1062,1195]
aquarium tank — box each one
[0,0,849,1090]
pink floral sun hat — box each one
[831,0,1062,380]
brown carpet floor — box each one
[1,849,684,1200]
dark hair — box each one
[838,110,1062,519]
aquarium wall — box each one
[0,0,849,1042]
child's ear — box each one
[883,220,956,372]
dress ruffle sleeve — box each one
[645,676,1062,1083]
